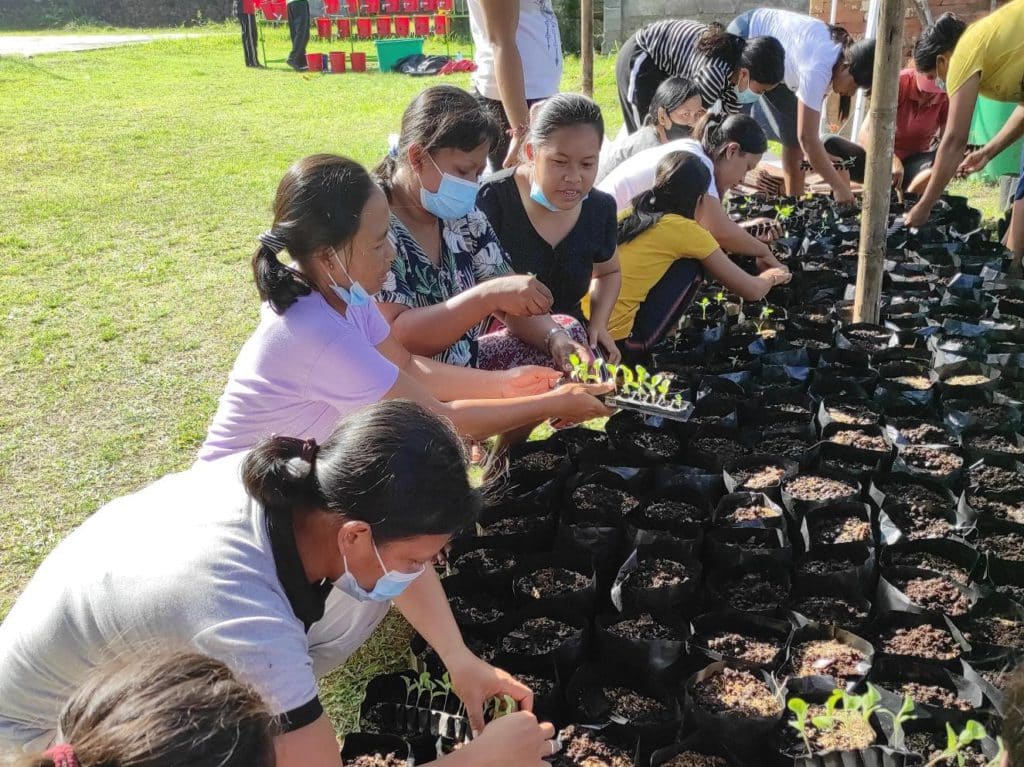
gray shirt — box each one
[597,126,662,184]
[0,457,384,749]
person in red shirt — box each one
[824,66,949,193]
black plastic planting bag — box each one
[704,564,792,615]
[712,491,788,538]
[781,468,863,519]
[611,541,702,619]
[688,611,792,671]
[594,611,689,682]
[799,502,874,551]
[783,623,874,686]
[683,662,784,746]
[340,733,412,765]
[804,442,893,488]
[874,566,981,620]
[722,454,799,501]
[878,538,983,585]
[649,734,746,767]
[654,463,726,504]
[705,526,793,570]
[502,437,574,503]
[869,656,985,727]
[870,610,972,670]
[470,495,557,553]
[493,605,589,678]
[794,542,876,597]
[495,655,566,727]
[511,549,597,618]
[442,571,516,641]
[875,361,938,408]
[624,485,709,555]
[961,652,1021,717]
[604,409,686,465]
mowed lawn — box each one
[0,24,999,731]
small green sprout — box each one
[698,296,712,320]
[775,203,796,221]
[754,305,776,335]
[787,697,812,755]
[714,290,727,305]
[487,694,519,720]
[872,685,916,751]
[924,720,990,767]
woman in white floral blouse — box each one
[374,85,591,373]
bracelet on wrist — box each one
[543,326,568,354]
[506,121,530,139]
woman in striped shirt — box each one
[616,20,785,134]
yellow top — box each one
[583,213,718,341]
[945,0,1024,103]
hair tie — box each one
[300,438,319,465]
[387,133,400,159]
[43,745,80,767]
[258,230,287,256]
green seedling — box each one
[754,306,776,335]
[924,720,990,767]
[699,296,712,320]
[872,685,916,751]
[431,672,453,710]
[402,674,419,706]
[775,203,795,221]
[714,290,727,305]
[486,694,519,720]
[787,697,813,755]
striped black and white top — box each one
[634,20,739,115]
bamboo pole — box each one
[852,0,905,324]
[581,0,593,97]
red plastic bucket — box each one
[346,0,359,14]
[421,0,436,10]
[242,0,256,13]
[316,17,332,38]
[336,18,350,37]
[356,17,372,37]
[384,0,400,10]
[306,52,325,71]
[395,15,410,36]
[366,0,381,12]
[401,0,417,10]
[437,0,452,9]
[351,51,367,72]
[376,16,392,36]
[324,0,340,13]
[329,51,346,72]
[433,14,447,35]
[413,15,430,35]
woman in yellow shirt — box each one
[583,150,792,359]
[903,7,1024,269]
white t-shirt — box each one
[0,458,388,750]
[198,293,399,462]
[469,0,563,101]
[597,138,718,214]
[745,9,841,110]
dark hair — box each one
[694,112,768,158]
[741,35,785,85]
[697,22,747,70]
[529,93,604,147]
[372,84,500,198]
[618,151,711,244]
[253,154,375,314]
[913,12,967,71]
[645,77,701,126]
[242,400,479,543]
[15,650,276,767]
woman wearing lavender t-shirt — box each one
[198,155,611,463]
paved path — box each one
[0,33,199,57]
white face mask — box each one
[334,537,426,602]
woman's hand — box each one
[756,249,785,271]
[549,331,592,374]
[459,711,558,767]
[891,155,905,190]
[499,366,561,397]
[761,267,793,289]
[832,184,856,206]
[482,275,553,317]
[742,217,783,242]
[446,649,533,736]
[957,147,991,178]
[588,324,622,364]
[902,201,933,229]
[545,381,615,426]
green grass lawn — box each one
[0,25,1002,735]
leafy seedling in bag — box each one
[787,697,814,755]
[755,306,776,336]
[923,720,998,767]
[699,297,712,321]
[871,685,916,752]
[787,688,881,756]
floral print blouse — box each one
[379,210,512,367]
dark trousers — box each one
[473,90,542,171]
[823,135,937,191]
[615,34,668,135]
[287,0,311,67]
[237,9,259,67]
[620,258,705,358]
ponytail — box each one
[694,112,767,157]
[241,435,322,516]
[697,22,747,70]
[372,153,399,201]
[251,240,312,315]
[828,24,852,48]
[618,151,710,245]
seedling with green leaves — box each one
[775,203,796,221]
[754,305,776,335]
[871,685,916,751]
[786,688,881,756]
[486,694,519,721]
[923,721,994,767]
[698,296,712,320]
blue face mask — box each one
[736,86,762,105]
[934,76,947,93]
[419,155,480,220]
[330,250,372,307]
[530,180,587,212]
[334,539,426,602]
